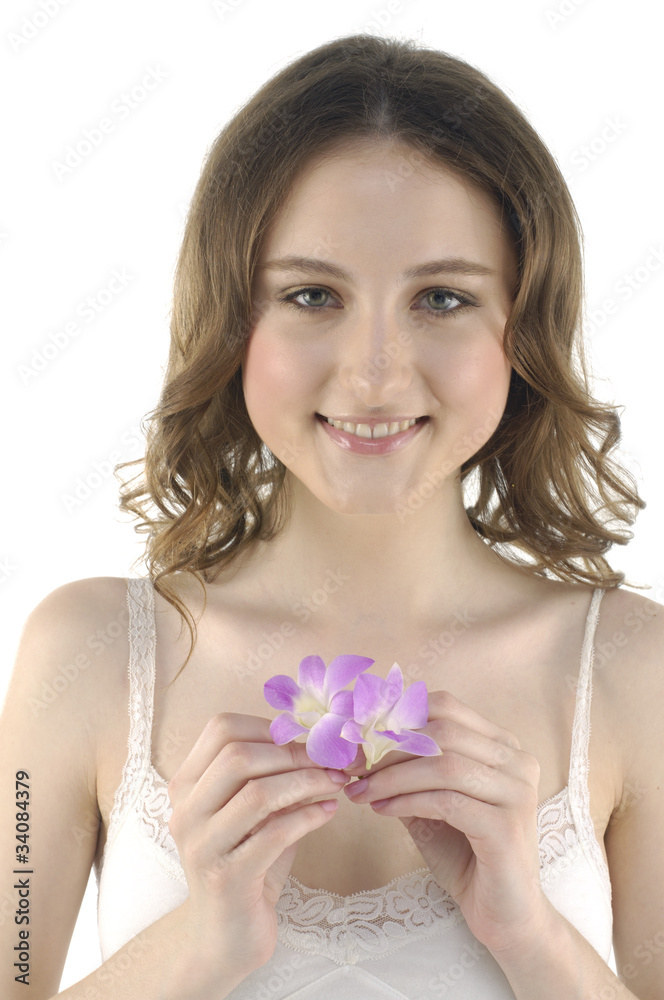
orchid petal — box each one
[306,713,360,768]
[385,662,404,702]
[340,719,366,744]
[329,689,354,718]
[352,672,389,724]
[297,655,326,697]
[361,730,401,769]
[269,714,309,745]
[298,710,323,728]
[388,681,429,731]
[323,654,374,700]
[392,731,442,757]
[379,729,409,743]
[264,675,300,711]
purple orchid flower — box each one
[264,654,374,767]
[340,662,442,769]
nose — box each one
[338,316,413,404]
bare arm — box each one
[493,591,664,999]
[1,579,343,999]
[0,580,234,999]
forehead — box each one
[258,139,514,268]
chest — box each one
[94,590,618,893]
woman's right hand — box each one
[166,712,347,982]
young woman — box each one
[1,33,662,1000]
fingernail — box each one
[326,769,348,784]
[344,777,368,798]
[320,799,339,813]
[370,798,390,809]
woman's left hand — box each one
[343,689,554,955]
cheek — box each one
[242,328,323,439]
[243,331,291,421]
[425,334,511,407]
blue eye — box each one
[277,285,476,318]
[424,289,466,313]
[281,287,333,309]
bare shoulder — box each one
[596,587,664,992]
[594,585,664,677]
[11,576,132,725]
[0,578,133,996]
[592,586,664,789]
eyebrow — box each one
[259,254,495,283]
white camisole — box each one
[94,579,613,998]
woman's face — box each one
[243,140,518,516]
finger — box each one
[169,714,272,791]
[178,739,337,822]
[208,767,347,856]
[369,790,502,847]
[345,717,521,778]
[224,799,340,883]
[368,791,532,864]
[427,691,521,750]
[424,716,521,770]
[344,752,530,809]
[169,713,313,793]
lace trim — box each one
[567,588,612,903]
[118,765,591,963]
[276,868,462,964]
[101,578,156,870]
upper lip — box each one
[318,413,427,428]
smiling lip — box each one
[316,413,428,455]
[320,415,424,428]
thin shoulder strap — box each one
[106,578,157,841]
[568,587,604,791]
[567,587,611,897]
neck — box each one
[228,474,513,634]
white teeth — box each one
[324,416,419,439]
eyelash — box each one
[276,285,476,319]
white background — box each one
[1,0,662,987]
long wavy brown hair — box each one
[116,33,645,678]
